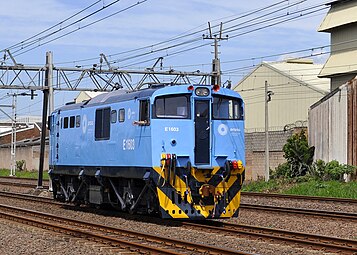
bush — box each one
[309,159,356,181]
[309,159,326,179]
[16,160,26,171]
[277,130,314,178]
[271,162,290,179]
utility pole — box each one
[265,81,274,182]
[10,95,17,176]
[203,22,228,86]
[47,52,54,115]
[46,51,53,192]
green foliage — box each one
[283,180,357,199]
[243,178,357,199]
[0,169,49,180]
[16,160,26,171]
[271,162,290,179]
[308,159,356,181]
[282,130,314,177]
[242,179,278,192]
[242,178,294,193]
[309,159,326,179]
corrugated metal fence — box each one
[309,77,357,167]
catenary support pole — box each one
[38,52,51,189]
[47,51,54,191]
[265,80,270,182]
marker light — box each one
[166,153,171,165]
[232,160,238,170]
[212,84,220,92]
[187,85,194,91]
[195,87,209,96]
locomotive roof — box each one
[56,88,158,112]
[54,84,243,113]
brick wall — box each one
[245,130,293,181]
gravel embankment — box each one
[0,184,354,255]
[0,218,125,255]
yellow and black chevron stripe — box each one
[152,163,245,219]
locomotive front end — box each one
[150,85,245,219]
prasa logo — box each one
[122,139,135,150]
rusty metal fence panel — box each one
[348,79,357,166]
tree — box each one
[282,130,315,177]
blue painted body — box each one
[49,84,245,219]
[50,85,244,171]
[50,86,245,171]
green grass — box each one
[242,178,357,199]
[0,169,49,180]
[283,180,357,199]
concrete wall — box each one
[0,143,49,171]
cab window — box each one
[139,100,150,125]
[212,96,243,120]
[154,95,190,119]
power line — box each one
[6,0,148,59]
[1,0,102,53]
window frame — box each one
[63,117,69,129]
[212,96,244,120]
[139,99,150,125]
[69,116,75,128]
[111,110,117,124]
[75,115,81,128]
[153,94,191,119]
[95,107,111,140]
[119,108,125,123]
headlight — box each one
[195,87,210,96]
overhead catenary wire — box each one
[48,0,327,69]
[53,0,295,66]
[12,0,148,58]
[1,0,103,53]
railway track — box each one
[242,191,357,204]
[1,189,356,222]
[0,177,49,189]
[1,176,356,204]
[240,203,357,221]
[182,221,357,254]
[1,190,356,254]
[0,203,248,255]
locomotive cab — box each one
[149,84,245,219]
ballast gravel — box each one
[0,184,355,255]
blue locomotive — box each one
[48,84,245,219]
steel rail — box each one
[240,203,357,221]
[0,179,49,189]
[182,221,357,254]
[0,203,248,255]
[242,191,357,203]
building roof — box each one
[318,49,357,77]
[318,0,357,32]
[235,59,330,93]
[75,91,107,104]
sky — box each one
[0,0,331,120]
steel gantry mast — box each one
[0,51,212,186]
[203,22,228,87]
